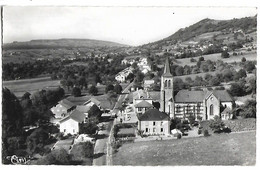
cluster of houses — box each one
[115,67,134,83]
[50,96,112,135]
[116,56,152,83]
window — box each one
[161,121,163,126]
[138,108,142,111]
[161,128,164,132]
[145,121,149,126]
[164,80,168,88]
[176,105,180,113]
[64,129,66,132]
[210,104,214,115]
[145,128,148,132]
[168,80,171,88]
[153,128,156,133]
[153,122,156,126]
[197,103,201,113]
[73,129,75,133]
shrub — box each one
[209,116,226,133]
[36,148,71,165]
[203,130,210,137]
[81,142,94,158]
[198,129,202,135]
[177,133,182,139]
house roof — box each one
[76,105,91,113]
[85,98,101,106]
[206,90,234,102]
[134,100,153,108]
[138,108,170,121]
[162,57,173,77]
[221,107,231,115]
[175,90,206,103]
[59,110,86,123]
[175,90,234,103]
[67,94,114,110]
[149,91,161,101]
[58,99,75,109]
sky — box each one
[3,6,257,46]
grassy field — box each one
[3,77,60,98]
[176,51,257,66]
[113,131,255,166]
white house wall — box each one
[138,120,170,135]
[60,119,79,135]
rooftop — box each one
[134,100,153,108]
[139,108,170,121]
[60,109,86,123]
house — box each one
[138,108,170,135]
[159,57,235,120]
[115,67,133,83]
[51,99,76,119]
[75,105,91,117]
[59,109,87,135]
[84,98,101,108]
[144,79,155,91]
[134,100,154,116]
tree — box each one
[244,61,256,73]
[229,82,245,97]
[72,87,81,97]
[240,99,256,118]
[26,128,50,154]
[209,116,226,133]
[221,51,230,58]
[183,65,191,75]
[81,142,94,158]
[88,104,102,120]
[234,69,247,81]
[209,76,221,86]
[2,88,23,139]
[199,56,204,61]
[36,148,70,165]
[114,84,123,94]
[88,85,98,96]
[105,84,114,93]
[241,57,246,62]
[175,66,184,76]
[79,118,99,135]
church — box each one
[159,57,234,120]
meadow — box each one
[176,50,257,66]
[113,131,255,166]
[3,77,61,98]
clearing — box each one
[3,77,60,98]
[113,131,255,166]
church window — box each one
[164,80,168,88]
[168,80,171,88]
[210,104,214,115]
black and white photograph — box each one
[0,1,258,167]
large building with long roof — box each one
[160,57,234,120]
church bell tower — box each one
[160,57,174,118]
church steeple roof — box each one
[162,57,173,77]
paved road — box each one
[93,82,133,166]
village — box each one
[2,8,257,166]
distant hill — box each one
[3,38,129,50]
[143,15,257,48]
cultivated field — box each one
[113,131,256,166]
[176,51,257,66]
[3,77,60,98]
